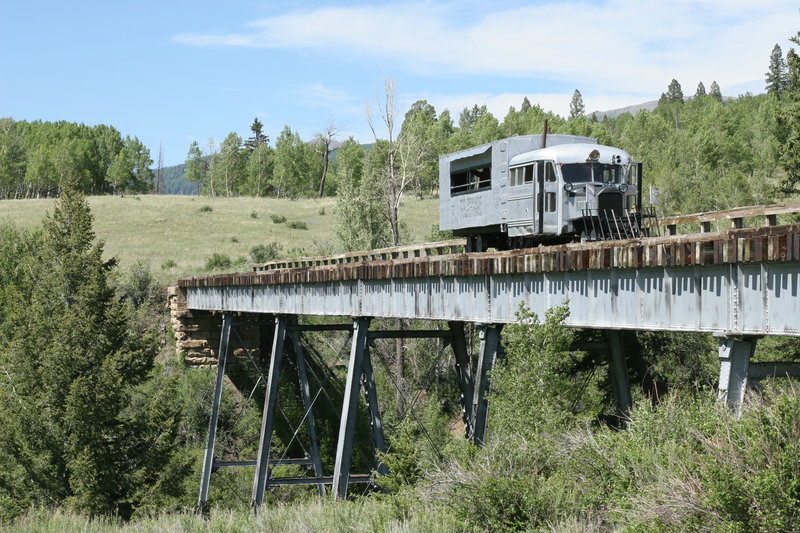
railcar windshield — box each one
[561,163,623,184]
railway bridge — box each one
[171,203,800,511]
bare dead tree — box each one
[314,118,342,197]
[367,77,411,248]
[154,142,164,194]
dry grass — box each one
[7,499,464,533]
[0,195,439,281]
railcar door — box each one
[536,160,558,234]
[506,164,535,236]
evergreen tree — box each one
[695,82,707,98]
[569,89,585,119]
[709,81,723,101]
[766,44,789,95]
[245,117,269,151]
[458,104,489,133]
[665,79,684,103]
[520,96,532,112]
[0,186,188,519]
[777,32,800,194]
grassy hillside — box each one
[0,195,440,280]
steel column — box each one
[471,324,502,446]
[448,321,475,439]
[605,330,632,416]
[333,317,370,500]
[252,316,288,510]
[362,345,387,475]
[197,312,233,511]
[289,321,326,497]
[718,336,758,413]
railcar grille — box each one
[581,206,659,241]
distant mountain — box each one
[156,163,200,195]
[590,100,660,120]
[591,93,741,121]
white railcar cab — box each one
[439,134,645,251]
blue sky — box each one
[2,1,798,166]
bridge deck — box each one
[180,224,800,288]
[178,224,800,337]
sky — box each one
[1,1,799,167]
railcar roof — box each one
[509,143,632,166]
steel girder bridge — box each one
[175,216,800,512]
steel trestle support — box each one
[333,317,371,500]
[197,312,233,512]
[471,324,503,446]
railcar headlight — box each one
[619,183,629,192]
[564,183,574,192]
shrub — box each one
[319,207,326,216]
[287,220,308,230]
[250,243,283,263]
[199,205,213,212]
[230,236,239,243]
[250,211,258,219]
[270,214,287,224]
[161,259,177,270]
[205,253,232,270]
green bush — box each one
[160,259,177,270]
[250,211,258,219]
[250,243,283,263]
[270,214,287,224]
[205,253,232,270]
[198,205,213,212]
[287,220,308,230]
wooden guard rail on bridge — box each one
[180,223,800,289]
[237,202,800,277]
[646,201,800,235]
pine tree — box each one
[777,33,800,194]
[766,44,789,95]
[709,81,723,101]
[569,89,585,119]
[695,82,707,98]
[245,118,269,151]
[665,79,684,103]
[520,96,532,112]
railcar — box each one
[439,134,648,251]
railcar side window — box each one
[451,166,491,195]
[509,165,534,187]
[545,192,557,212]
[545,162,556,182]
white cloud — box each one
[174,1,799,94]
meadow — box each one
[0,195,440,280]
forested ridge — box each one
[1,36,800,532]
